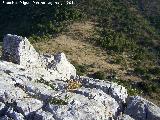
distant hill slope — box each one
[0,1,84,41]
[128,0,160,32]
[0,0,159,42]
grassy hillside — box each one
[0,1,85,41]
[128,0,160,33]
[77,0,160,105]
[0,0,160,105]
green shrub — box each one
[148,67,160,75]
[0,1,84,42]
[113,79,142,96]
[36,78,55,90]
[49,98,68,105]
[73,63,88,76]
[143,74,152,81]
[113,57,123,64]
[127,87,142,96]
[134,67,147,75]
[137,82,159,94]
[92,71,106,80]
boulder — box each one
[2,34,41,68]
[1,34,76,81]
[125,96,160,120]
[50,52,76,80]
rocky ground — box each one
[0,34,160,120]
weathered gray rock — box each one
[118,114,135,120]
[0,58,126,119]
[15,98,43,116]
[29,109,55,120]
[1,34,76,81]
[2,34,41,68]
[0,115,9,120]
[6,107,24,120]
[79,76,128,104]
[50,52,76,80]
[125,96,160,120]
[44,94,117,120]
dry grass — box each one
[33,21,141,81]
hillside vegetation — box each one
[0,0,160,105]
[0,0,84,41]
[128,0,160,33]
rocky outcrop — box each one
[125,96,160,120]
[1,34,76,81]
[0,34,159,120]
[2,34,41,67]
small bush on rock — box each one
[36,78,55,90]
[67,79,82,91]
[134,67,147,75]
[113,79,142,96]
[92,71,106,80]
[48,97,68,105]
[72,62,88,76]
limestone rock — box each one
[125,96,160,120]
[50,52,76,80]
[119,114,135,120]
[2,34,41,68]
[0,58,126,120]
[79,76,128,104]
[1,34,76,80]
[6,107,24,120]
[28,109,55,120]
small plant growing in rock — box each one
[113,79,142,96]
[92,71,106,80]
[72,61,88,76]
[67,79,82,91]
[48,97,68,105]
[36,78,55,90]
